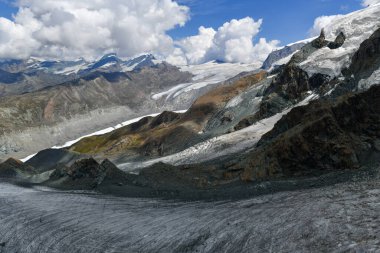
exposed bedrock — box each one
[349,28,380,81]
[0,86,379,198]
[235,84,380,181]
[134,85,380,190]
[0,158,36,178]
[68,71,268,160]
[47,158,129,190]
[234,64,332,131]
[328,31,346,49]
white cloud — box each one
[0,0,189,60]
[169,17,280,65]
[362,0,380,6]
[309,15,343,37]
[174,26,216,64]
[0,1,279,66]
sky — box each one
[171,0,364,44]
[0,0,376,65]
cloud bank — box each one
[168,17,280,65]
[0,0,279,65]
[0,0,189,60]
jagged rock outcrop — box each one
[131,85,380,191]
[49,158,128,189]
[289,29,346,67]
[328,32,346,49]
[234,64,331,131]
[235,84,380,181]
[261,41,307,70]
[26,149,84,173]
[349,28,380,81]
[324,28,380,97]
[312,29,329,49]
[311,29,346,50]
[234,30,350,132]
[0,158,36,178]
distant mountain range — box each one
[0,53,157,76]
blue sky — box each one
[0,0,16,19]
[170,0,363,45]
[0,0,363,45]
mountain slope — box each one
[1,2,380,202]
[25,5,380,192]
[261,39,310,70]
[0,59,260,160]
[67,71,267,161]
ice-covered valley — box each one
[152,61,259,101]
[1,168,380,253]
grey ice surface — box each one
[0,178,380,253]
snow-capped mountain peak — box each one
[298,3,380,77]
[0,53,161,77]
[122,54,157,72]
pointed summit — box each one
[320,28,326,39]
[312,28,328,49]
[328,31,346,49]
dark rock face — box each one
[26,149,84,173]
[311,29,346,50]
[149,111,181,129]
[236,85,380,181]
[234,64,332,130]
[0,158,36,178]
[130,85,379,191]
[328,32,346,49]
[261,42,306,70]
[349,28,380,80]
[309,73,331,90]
[234,29,350,132]
[126,111,181,133]
[135,85,380,191]
[140,126,197,156]
[265,64,310,100]
[312,29,329,49]
[233,115,256,131]
[49,158,128,189]
[288,30,345,69]
[65,158,104,180]
[329,28,380,97]
[253,64,310,121]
